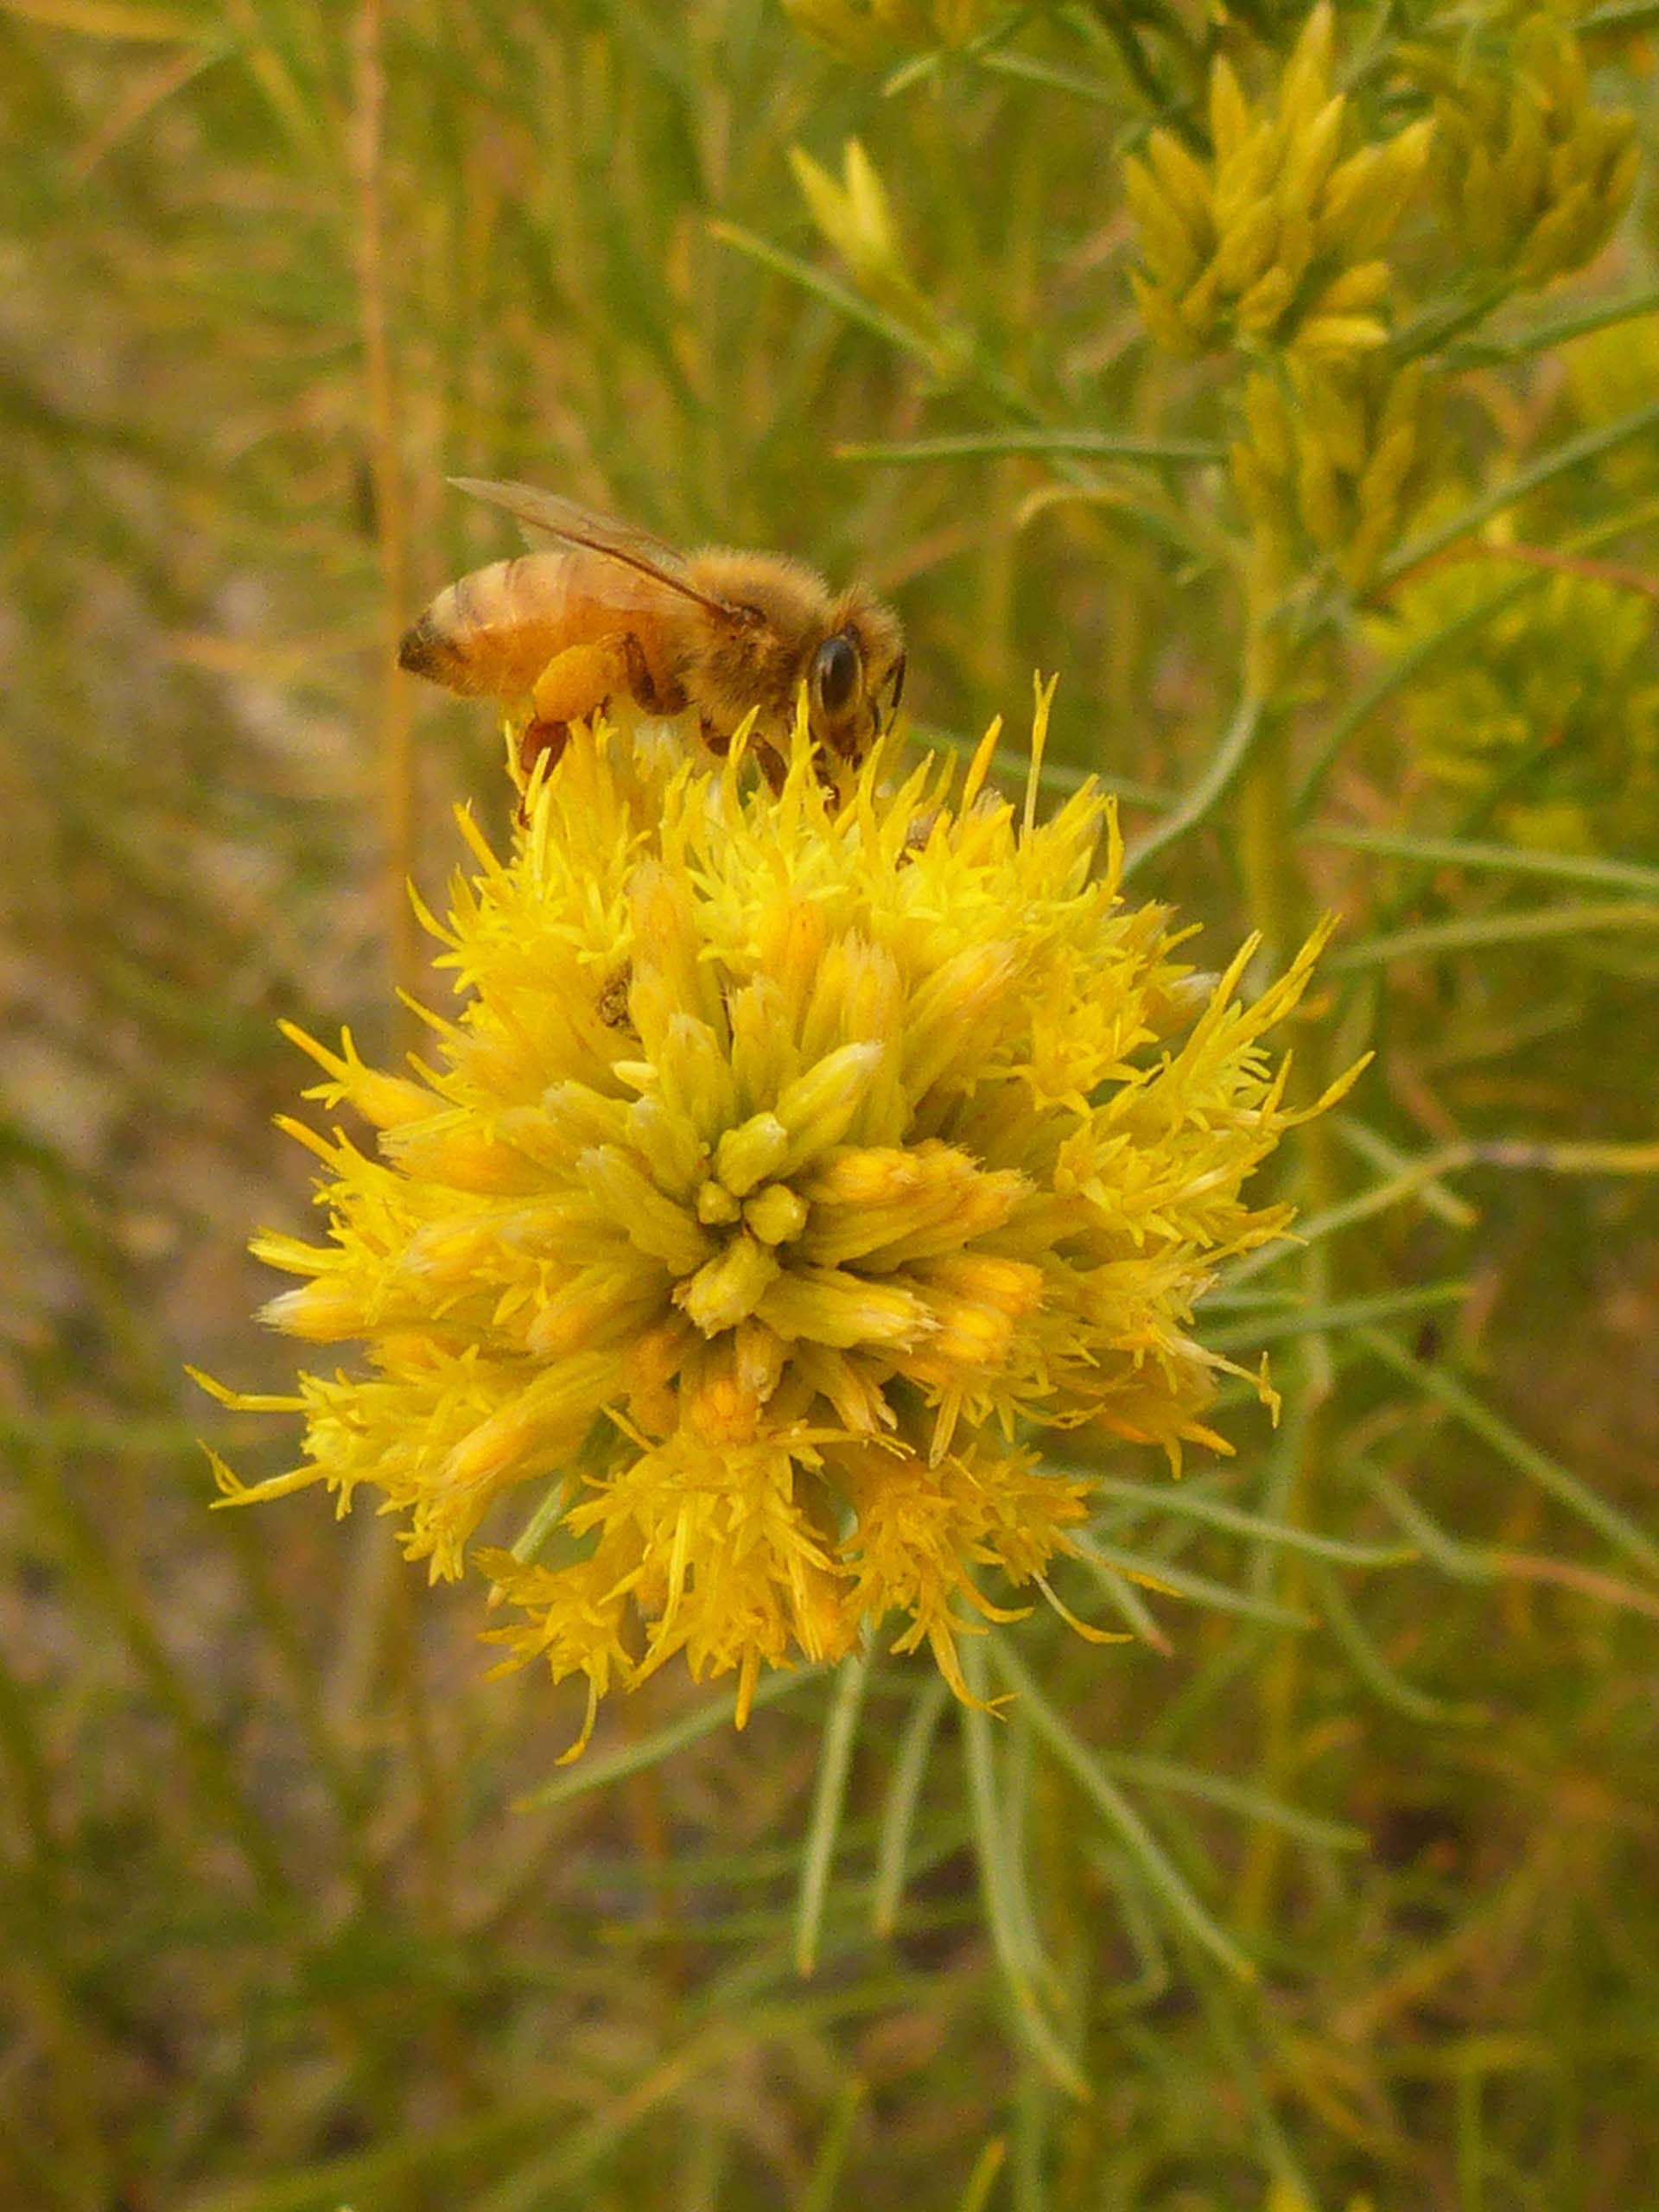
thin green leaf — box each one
[799,2079,867,2212]
[518,1667,817,1811]
[959,1639,1092,2101]
[1308,1560,1487,1726]
[1388,277,1513,367]
[1579,0,1659,32]
[1205,1280,1467,1352]
[1305,825,1659,899]
[1085,1847,1172,2015]
[1440,283,1659,370]
[1237,1125,1659,1297]
[978,48,1120,103]
[181,2091,595,2212]
[1332,1117,1479,1228]
[1190,1973,1320,2203]
[1101,1752,1366,1851]
[1376,397,1659,590]
[1079,1471,1419,1566]
[708,220,944,371]
[871,1672,951,1937]
[1074,1555,1175,1654]
[1329,900,1659,971]
[1351,1461,1498,1583]
[992,1637,1255,1981]
[1122,688,1268,880]
[1359,1330,1659,1568]
[837,429,1224,465]
[956,2139,1009,2212]
[508,1478,566,1564]
[1300,493,1659,810]
[795,1642,874,1978]
[20,1447,291,1903]
[1072,1535,1313,1628]
[1294,571,1539,817]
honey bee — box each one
[397,478,906,788]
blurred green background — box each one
[3,1,1658,2206]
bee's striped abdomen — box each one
[398,559,553,698]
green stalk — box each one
[1229,606,1345,1934]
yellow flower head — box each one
[203,698,1344,1754]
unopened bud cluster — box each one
[1406,14,1637,284]
[1230,356,1440,588]
[1126,4,1430,362]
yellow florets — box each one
[201,696,1347,1754]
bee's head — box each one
[683,551,905,777]
[811,586,906,766]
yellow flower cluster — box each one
[1370,561,1659,853]
[1406,13,1637,285]
[205,705,1344,1752]
[1126,4,1431,362]
[1230,355,1441,588]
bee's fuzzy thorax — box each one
[681,548,902,756]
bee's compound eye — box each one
[810,633,861,716]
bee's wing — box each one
[450,478,734,615]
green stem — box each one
[1227,611,1345,1931]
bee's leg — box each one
[619,633,687,717]
[530,639,625,729]
[700,714,785,791]
[518,716,570,781]
[525,637,683,766]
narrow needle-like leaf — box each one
[1330,900,1659,970]
[1204,1280,1467,1352]
[1306,826,1659,899]
[1072,1536,1313,1628]
[956,2138,1009,2212]
[1376,397,1659,589]
[799,2079,867,2212]
[1122,689,1267,880]
[1360,1330,1659,1569]
[1078,1471,1419,1565]
[836,429,1224,465]
[1309,1560,1487,1726]
[872,1672,951,1937]
[795,1641,874,1977]
[960,1641,1092,2101]
[992,1638,1255,1982]
[518,1668,816,1811]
